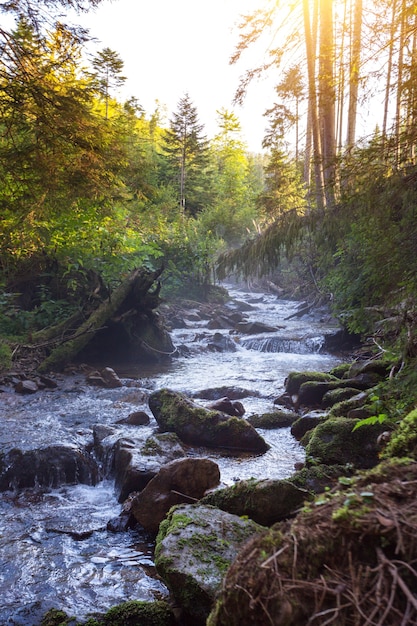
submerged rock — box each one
[131,457,220,534]
[0,445,99,491]
[155,503,264,625]
[149,388,269,453]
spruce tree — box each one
[160,93,212,216]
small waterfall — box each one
[241,334,325,354]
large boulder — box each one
[305,417,386,469]
[0,445,99,491]
[155,503,265,625]
[202,478,309,526]
[149,389,269,453]
[130,457,220,534]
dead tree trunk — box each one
[37,267,173,372]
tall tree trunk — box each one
[303,0,326,210]
[346,0,363,149]
[319,0,336,207]
[395,0,406,164]
[382,0,397,152]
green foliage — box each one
[0,339,12,372]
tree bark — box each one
[303,0,326,211]
[346,0,363,149]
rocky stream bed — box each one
[1,283,396,625]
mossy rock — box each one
[247,410,298,429]
[148,388,269,453]
[329,362,351,379]
[85,600,176,625]
[155,503,264,625]
[305,417,386,469]
[207,461,417,626]
[382,408,417,460]
[288,463,356,494]
[347,358,395,379]
[201,478,309,526]
[290,413,326,440]
[284,371,337,395]
[322,387,363,408]
[41,609,72,626]
[297,380,340,406]
[329,391,371,418]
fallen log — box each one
[38,267,173,372]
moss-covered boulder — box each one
[89,600,176,625]
[322,386,363,407]
[347,358,395,379]
[284,371,337,396]
[207,460,417,626]
[201,478,309,526]
[246,410,299,429]
[149,389,269,453]
[305,417,386,469]
[329,390,371,418]
[288,462,356,493]
[155,503,264,625]
[42,600,176,625]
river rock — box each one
[0,445,99,491]
[305,417,387,469]
[116,410,150,425]
[207,332,237,352]
[14,379,38,394]
[86,366,123,388]
[130,458,221,534]
[284,371,337,396]
[114,433,186,502]
[235,320,279,334]
[149,388,270,453]
[202,478,309,526]
[291,413,324,440]
[207,397,245,417]
[155,503,264,625]
[247,409,298,429]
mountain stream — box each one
[0,284,343,624]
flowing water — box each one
[0,284,343,624]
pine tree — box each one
[160,93,212,216]
[92,48,126,119]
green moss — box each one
[88,600,176,625]
[247,410,298,429]
[329,393,371,418]
[382,408,417,460]
[329,363,351,379]
[285,371,337,395]
[41,609,73,626]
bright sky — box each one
[72,0,276,152]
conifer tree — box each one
[160,93,212,216]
